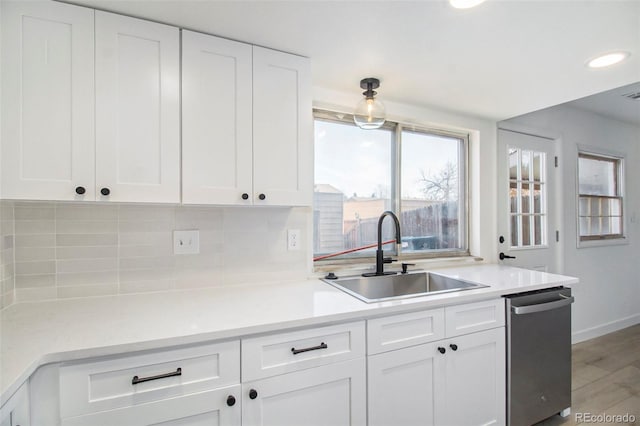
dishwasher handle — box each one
[511,295,574,315]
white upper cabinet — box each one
[181,30,253,205]
[1,1,95,201]
[253,47,312,206]
[95,11,180,203]
[182,37,312,207]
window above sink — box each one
[313,110,470,265]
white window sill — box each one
[311,255,484,279]
[577,236,628,249]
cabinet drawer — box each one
[242,321,365,381]
[60,340,239,418]
[445,298,505,337]
[61,385,241,426]
[367,308,445,355]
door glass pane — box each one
[533,152,543,182]
[510,215,518,246]
[534,215,542,245]
[521,183,530,214]
[533,184,542,213]
[510,182,517,213]
[509,149,518,179]
[522,215,531,246]
[521,151,531,180]
[508,147,546,248]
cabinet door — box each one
[368,342,441,426]
[1,1,95,201]
[95,11,180,203]
[438,328,506,426]
[181,30,253,205]
[62,386,241,426]
[242,358,366,426]
[252,47,312,206]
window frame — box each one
[576,149,626,247]
[313,109,470,265]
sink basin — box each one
[322,271,487,303]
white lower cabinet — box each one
[368,299,506,426]
[368,328,505,426]
[61,386,241,426]
[19,300,506,426]
[438,328,506,426]
[368,342,440,426]
[241,358,366,426]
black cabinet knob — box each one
[227,395,236,406]
[75,186,86,195]
[100,188,110,196]
[437,347,446,354]
[258,193,266,200]
[242,193,249,200]
[249,389,258,399]
[449,344,458,351]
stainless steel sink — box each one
[322,271,487,303]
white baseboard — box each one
[572,313,640,344]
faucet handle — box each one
[383,257,397,264]
[401,263,416,274]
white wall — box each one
[502,105,640,342]
[313,87,499,263]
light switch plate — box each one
[173,230,200,255]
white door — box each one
[438,328,506,426]
[95,11,180,203]
[181,30,253,205]
[61,386,241,426]
[242,359,366,426]
[497,128,560,273]
[1,1,95,201]
[252,47,312,206]
[368,343,439,426]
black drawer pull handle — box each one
[291,342,328,355]
[132,367,182,385]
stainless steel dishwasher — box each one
[505,287,574,426]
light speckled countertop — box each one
[0,264,578,405]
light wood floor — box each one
[537,324,640,425]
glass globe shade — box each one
[353,97,386,130]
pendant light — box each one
[354,78,386,130]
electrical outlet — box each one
[287,229,301,251]
[173,230,200,255]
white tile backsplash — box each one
[1,202,310,306]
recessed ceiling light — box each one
[587,52,630,68]
[449,0,486,9]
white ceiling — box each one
[566,81,640,126]
[68,0,640,121]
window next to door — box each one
[577,150,626,246]
[313,110,469,264]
